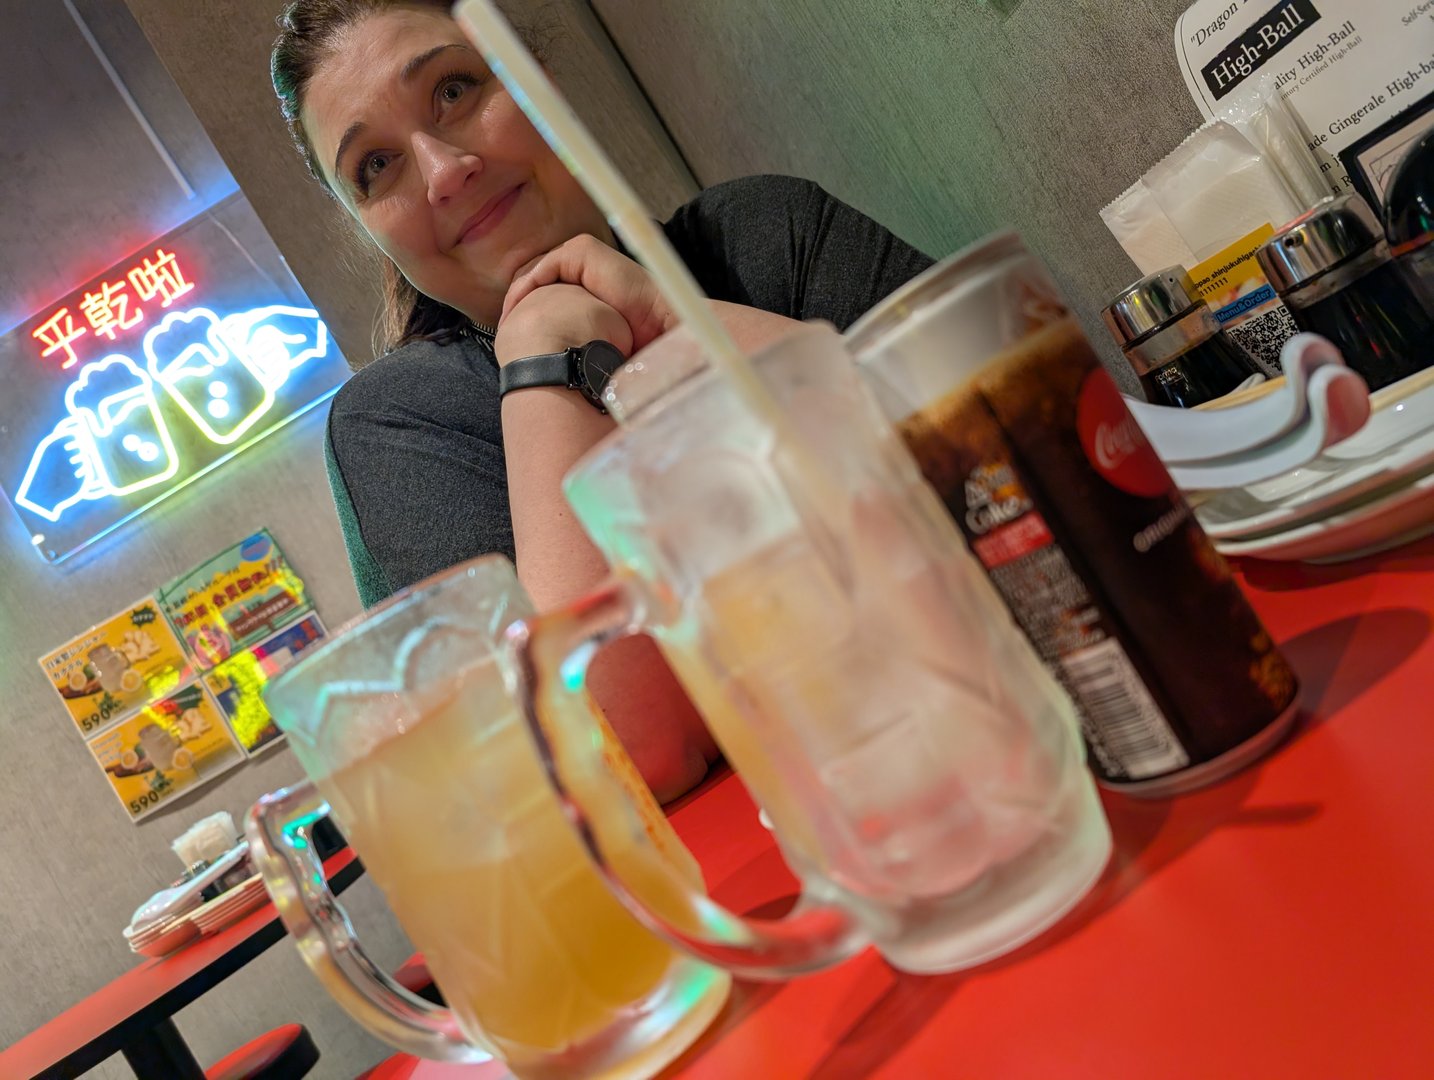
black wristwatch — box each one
[498,339,626,414]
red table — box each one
[0,849,363,1080]
[386,537,1434,1080]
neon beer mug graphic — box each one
[15,354,179,522]
[144,308,277,445]
[15,305,328,526]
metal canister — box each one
[1257,195,1434,391]
[1102,268,1263,408]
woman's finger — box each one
[500,252,564,322]
[501,235,672,346]
[502,235,614,320]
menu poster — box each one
[205,614,328,756]
[158,529,312,668]
[38,600,193,736]
[1174,0,1434,193]
[85,683,244,822]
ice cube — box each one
[645,447,799,591]
[817,703,994,900]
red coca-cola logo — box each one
[1076,369,1171,498]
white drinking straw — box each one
[452,0,779,421]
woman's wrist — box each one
[494,328,573,368]
[495,283,633,367]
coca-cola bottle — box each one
[850,234,1298,796]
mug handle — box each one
[245,784,493,1063]
[505,573,867,981]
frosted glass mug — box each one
[247,556,729,1080]
[507,323,1113,976]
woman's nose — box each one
[412,132,482,207]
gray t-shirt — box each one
[327,174,934,606]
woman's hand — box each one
[494,273,721,804]
[501,234,675,352]
[494,282,633,367]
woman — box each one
[272,0,934,800]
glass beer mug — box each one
[246,556,730,1080]
[507,323,1113,976]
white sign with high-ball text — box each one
[1174,0,1434,192]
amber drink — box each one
[253,556,729,1080]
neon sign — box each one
[0,197,348,563]
[127,249,195,310]
[81,279,145,342]
[30,246,195,369]
[31,308,88,370]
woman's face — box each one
[301,7,608,323]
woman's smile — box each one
[453,182,525,246]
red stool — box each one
[205,1023,319,1080]
[356,1053,420,1080]
[392,952,445,1005]
[358,1052,511,1079]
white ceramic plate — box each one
[125,841,250,938]
[1213,470,1434,562]
[189,876,268,933]
[129,917,200,957]
[1196,377,1434,540]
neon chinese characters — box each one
[31,247,196,369]
[31,308,88,369]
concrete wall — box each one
[592,0,1210,389]
[1,1,693,1076]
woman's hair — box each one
[271,1,549,361]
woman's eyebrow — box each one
[332,44,478,182]
[333,121,367,184]
[400,42,475,83]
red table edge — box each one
[0,848,362,1079]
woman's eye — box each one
[356,152,391,192]
[435,72,480,111]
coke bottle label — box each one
[1075,369,1169,499]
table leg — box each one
[120,1017,205,1079]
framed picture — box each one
[1340,90,1434,214]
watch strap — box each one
[498,351,575,396]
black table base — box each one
[120,1017,204,1079]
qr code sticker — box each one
[1226,305,1298,376]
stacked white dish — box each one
[187,875,269,934]
[1194,372,1434,562]
[1128,334,1372,492]
[124,909,201,958]
[123,842,257,958]
[122,875,271,957]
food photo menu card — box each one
[38,528,325,822]
[203,612,327,756]
[156,529,313,667]
[86,685,244,821]
[39,599,193,736]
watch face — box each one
[578,340,627,405]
